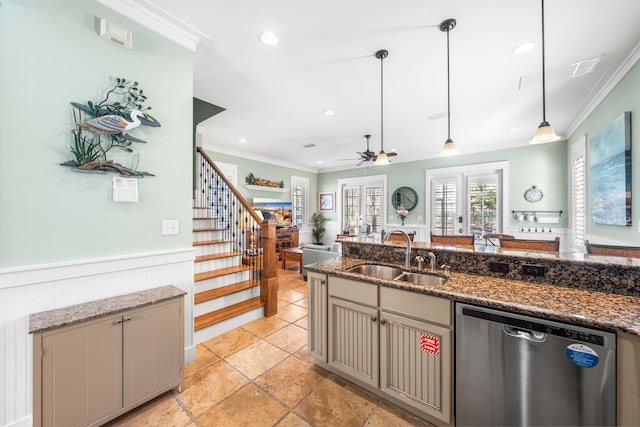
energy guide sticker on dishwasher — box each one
[566,343,599,368]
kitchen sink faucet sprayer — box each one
[384,229,411,268]
[426,252,436,272]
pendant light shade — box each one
[374,49,391,165]
[439,19,460,157]
[530,0,561,144]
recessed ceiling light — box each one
[239,138,247,143]
[259,31,278,46]
[316,160,323,164]
[323,109,334,116]
[508,127,519,132]
[513,42,535,55]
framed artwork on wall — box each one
[589,111,632,226]
[319,191,335,212]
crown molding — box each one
[566,39,640,137]
[96,0,206,52]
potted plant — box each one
[310,212,327,244]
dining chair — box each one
[430,232,475,246]
[585,240,640,258]
[500,237,560,252]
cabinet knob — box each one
[321,280,326,285]
[371,316,377,322]
[123,316,131,322]
[380,319,387,325]
[114,319,123,325]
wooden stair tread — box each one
[194,265,250,282]
[193,228,225,232]
[195,297,264,331]
[195,252,242,263]
[193,239,233,247]
[194,280,258,304]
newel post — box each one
[260,219,278,316]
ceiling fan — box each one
[339,135,397,166]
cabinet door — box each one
[41,314,122,427]
[123,299,182,407]
[307,271,328,362]
[328,296,379,387]
[380,311,452,424]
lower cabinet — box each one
[33,298,183,427]
[318,275,452,425]
[307,271,328,362]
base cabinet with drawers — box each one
[309,273,453,425]
[32,292,184,427]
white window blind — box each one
[431,178,458,235]
[571,137,586,247]
[468,174,499,239]
[291,176,309,230]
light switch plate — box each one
[162,220,179,235]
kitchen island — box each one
[306,237,640,426]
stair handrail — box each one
[196,147,278,316]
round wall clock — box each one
[524,185,543,203]
[392,186,418,211]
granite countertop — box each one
[307,257,640,336]
[29,285,186,334]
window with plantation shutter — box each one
[337,175,387,234]
[365,186,382,232]
[343,186,360,230]
[432,178,458,235]
[571,136,586,249]
[468,174,499,238]
[291,176,309,230]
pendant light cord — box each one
[446,25,451,140]
[380,53,384,152]
[541,0,547,122]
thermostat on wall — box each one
[100,18,133,49]
[113,177,138,203]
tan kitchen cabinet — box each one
[32,294,184,427]
[307,271,328,362]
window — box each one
[291,176,309,230]
[337,175,387,233]
[427,162,507,242]
[571,135,586,250]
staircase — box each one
[192,147,278,344]
[192,208,264,343]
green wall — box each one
[319,142,568,228]
[0,0,194,267]
[567,60,640,245]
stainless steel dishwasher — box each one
[455,302,616,426]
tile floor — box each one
[105,265,434,427]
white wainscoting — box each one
[0,248,195,427]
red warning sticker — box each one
[420,333,440,355]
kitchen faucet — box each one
[384,229,411,268]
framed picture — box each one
[589,111,632,226]
[319,191,335,212]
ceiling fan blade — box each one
[339,158,361,161]
[355,159,367,167]
[387,152,398,157]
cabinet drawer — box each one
[328,276,377,306]
[380,286,451,326]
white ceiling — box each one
[128,0,640,172]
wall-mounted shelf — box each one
[512,210,563,224]
[245,185,288,193]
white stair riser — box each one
[193,218,218,229]
[194,271,251,293]
[192,207,211,218]
[193,230,225,242]
[194,307,264,344]
[195,242,234,257]
[193,287,261,316]
[194,256,242,274]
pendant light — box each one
[440,19,460,157]
[530,0,561,144]
[374,49,391,165]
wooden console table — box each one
[281,246,303,273]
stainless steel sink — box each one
[347,264,404,280]
[395,272,448,287]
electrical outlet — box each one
[489,261,510,273]
[161,220,179,236]
[522,264,546,277]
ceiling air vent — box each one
[519,55,604,89]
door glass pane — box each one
[365,186,382,232]
[432,179,457,235]
[343,187,359,232]
[468,175,498,240]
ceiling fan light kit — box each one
[439,18,460,157]
[530,0,562,144]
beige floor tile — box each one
[184,344,220,378]
[277,302,308,323]
[256,356,327,408]
[279,288,306,303]
[367,401,435,427]
[243,315,290,337]
[265,323,308,353]
[197,383,288,427]
[201,326,259,358]
[292,345,316,364]
[293,297,308,309]
[104,392,191,427]
[226,340,289,379]
[294,376,379,427]
[294,315,308,330]
[177,361,248,417]
[277,412,312,427]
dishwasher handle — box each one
[503,325,546,342]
